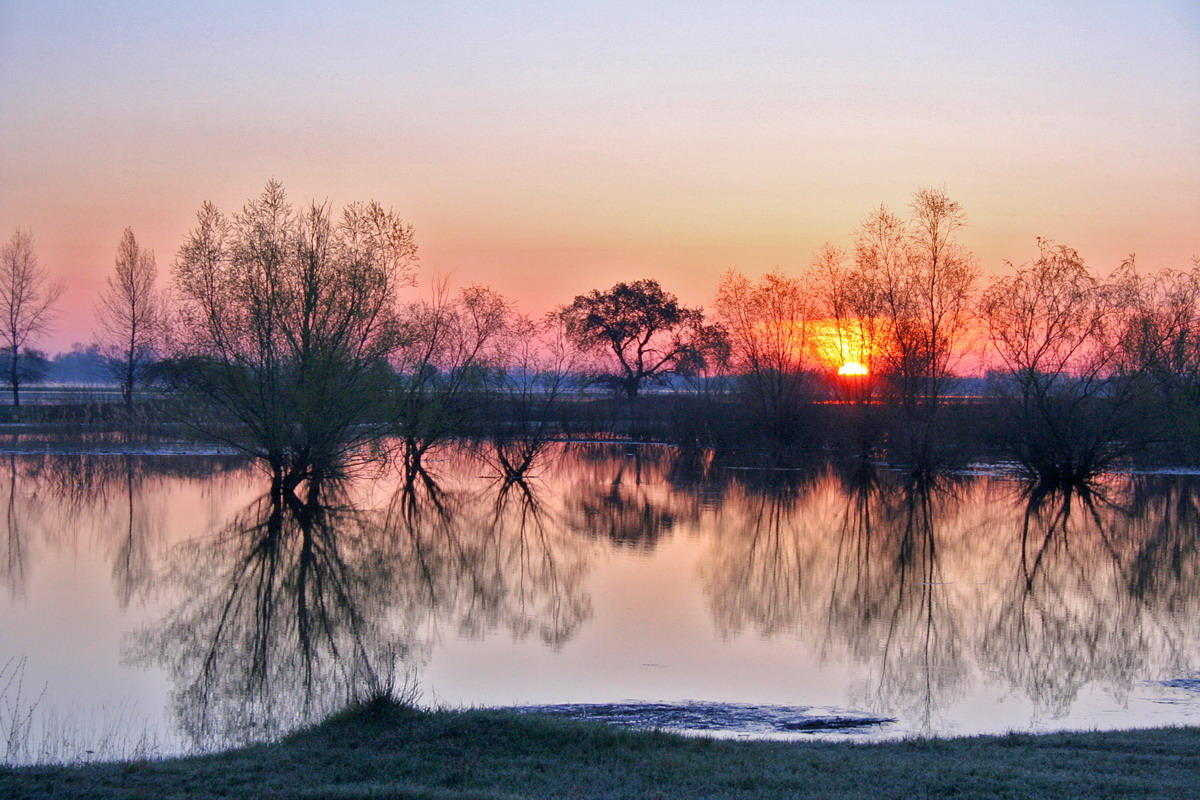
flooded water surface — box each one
[3,443,1200,760]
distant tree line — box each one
[3,182,1198,489]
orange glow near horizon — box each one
[740,318,880,375]
[808,320,874,374]
[1,5,1196,355]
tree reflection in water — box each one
[128,480,396,747]
[563,445,704,551]
[130,464,593,749]
[6,444,1200,743]
[980,477,1200,718]
[1,454,31,600]
[0,452,245,604]
[702,464,1200,733]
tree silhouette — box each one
[560,279,726,399]
[168,181,417,489]
[714,270,819,446]
[0,229,63,407]
[95,227,164,411]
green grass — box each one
[2,699,1198,799]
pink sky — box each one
[1,1,1196,353]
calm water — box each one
[3,442,1200,761]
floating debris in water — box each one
[513,701,894,736]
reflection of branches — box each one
[486,479,593,647]
[979,480,1158,718]
[7,453,250,607]
[130,482,401,749]
[704,468,971,724]
[129,454,599,750]
[851,478,966,734]
[111,457,153,608]
[383,475,593,649]
[564,454,682,551]
[1,456,28,599]
[703,462,1200,727]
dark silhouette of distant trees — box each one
[560,279,727,399]
[0,229,63,407]
[95,227,165,411]
[45,343,107,383]
[168,181,417,489]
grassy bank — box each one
[2,701,1198,799]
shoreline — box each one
[4,701,1198,799]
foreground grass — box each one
[2,701,1198,800]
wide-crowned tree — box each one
[169,181,417,489]
[560,279,726,399]
[979,239,1137,481]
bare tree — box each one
[852,189,979,469]
[479,312,579,481]
[169,181,417,489]
[906,187,979,396]
[812,242,886,381]
[389,281,512,478]
[714,269,817,444]
[0,229,63,407]
[95,227,164,411]
[1115,257,1200,454]
[979,239,1134,481]
[813,243,889,454]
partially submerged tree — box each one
[714,269,817,444]
[169,181,417,489]
[850,189,979,469]
[1115,257,1200,455]
[980,239,1135,481]
[0,229,63,406]
[389,281,512,479]
[95,227,164,410]
[560,279,727,399]
[479,312,579,481]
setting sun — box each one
[838,361,869,376]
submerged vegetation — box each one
[3,699,1198,799]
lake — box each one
[3,441,1200,762]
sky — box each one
[1,0,1197,353]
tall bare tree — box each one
[96,227,164,410]
[714,269,817,444]
[0,229,63,407]
[169,181,418,489]
[852,189,979,469]
[979,239,1134,480]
